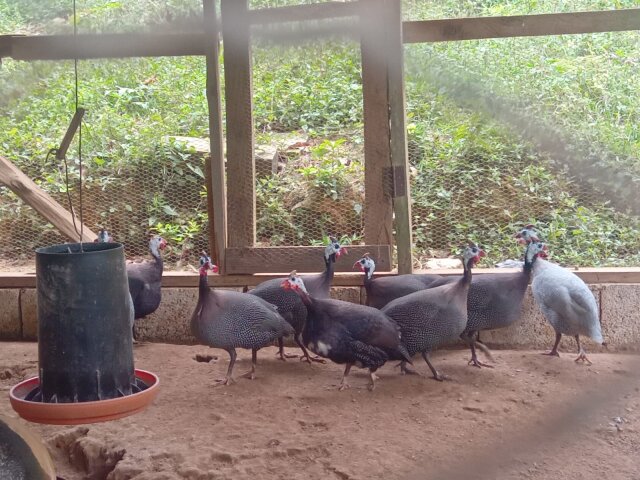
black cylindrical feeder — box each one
[35,242,135,403]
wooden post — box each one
[385,0,413,273]
[221,0,255,248]
[361,0,394,262]
[203,0,227,272]
[0,155,96,242]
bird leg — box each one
[214,349,238,387]
[295,335,326,364]
[542,332,562,357]
[422,352,449,381]
[239,349,258,380]
[398,361,420,376]
[574,335,593,366]
[461,332,493,368]
[338,364,352,391]
[276,337,298,361]
[367,370,379,391]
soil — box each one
[1,342,639,480]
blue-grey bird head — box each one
[324,236,348,263]
[515,224,540,245]
[95,228,112,243]
[353,253,375,280]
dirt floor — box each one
[1,342,639,480]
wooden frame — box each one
[2,4,639,275]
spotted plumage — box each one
[382,245,484,380]
[249,236,347,362]
[282,272,411,390]
[191,255,294,385]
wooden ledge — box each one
[2,267,640,289]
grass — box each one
[0,0,639,267]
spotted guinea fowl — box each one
[94,228,113,243]
[127,236,167,328]
[192,254,294,385]
[382,245,484,380]
[249,236,347,362]
[354,254,456,309]
[462,229,542,368]
[281,271,412,391]
[528,241,603,364]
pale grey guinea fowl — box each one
[529,242,603,364]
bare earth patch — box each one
[1,342,638,480]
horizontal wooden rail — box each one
[2,267,640,289]
[403,8,640,43]
[3,33,207,61]
[248,1,361,25]
[2,9,639,61]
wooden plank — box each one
[3,33,207,60]
[0,155,96,243]
[248,1,361,25]
[4,267,640,289]
[225,245,392,274]
[203,0,227,273]
[221,0,256,248]
[360,0,394,250]
[403,8,640,43]
[385,0,413,274]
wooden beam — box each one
[225,245,392,274]
[221,0,256,248]
[203,0,227,273]
[4,267,640,289]
[0,155,96,242]
[361,0,394,250]
[385,0,413,274]
[248,1,361,25]
[403,8,640,43]
[3,33,206,60]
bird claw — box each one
[541,350,560,357]
[367,382,376,391]
[301,355,325,364]
[214,376,235,387]
[574,353,593,366]
[338,381,350,391]
[239,370,256,380]
[467,358,494,369]
[432,373,450,382]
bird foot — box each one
[398,363,420,376]
[214,376,236,387]
[338,381,351,391]
[367,381,376,391]
[301,355,326,364]
[574,352,593,366]
[468,358,494,369]
[432,373,450,382]
[541,350,560,357]
[239,370,256,380]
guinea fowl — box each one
[249,236,347,362]
[192,254,294,385]
[127,236,167,327]
[382,245,485,380]
[462,232,540,368]
[354,254,457,309]
[281,271,412,391]
[528,242,603,364]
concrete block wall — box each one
[2,284,639,352]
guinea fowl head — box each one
[280,270,309,294]
[353,253,375,279]
[525,242,548,263]
[150,235,168,253]
[463,244,485,268]
[198,252,219,275]
[94,228,112,243]
[514,224,540,245]
[325,236,348,262]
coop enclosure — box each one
[1,1,639,274]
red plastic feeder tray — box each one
[9,369,160,425]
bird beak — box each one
[337,247,347,258]
[159,239,168,250]
[479,249,486,257]
[211,264,219,273]
[353,260,364,271]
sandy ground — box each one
[1,342,639,480]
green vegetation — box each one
[0,0,638,267]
